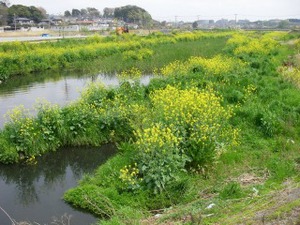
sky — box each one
[9,0,300,22]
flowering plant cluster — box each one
[0,31,230,81]
[119,163,141,191]
[123,85,239,193]
[226,33,280,56]
[134,123,187,193]
[160,55,242,78]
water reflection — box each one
[0,71,151,128]
[0,144,116,224]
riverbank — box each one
[0,31,230,163]
[1,30,300,224]
[62,31,300,224]
[0,31,232,82]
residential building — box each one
[15,17,34,25]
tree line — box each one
[0,1,153,27]
[64,5,152,26]
[0,0,46,26]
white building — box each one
[51,25,80,32]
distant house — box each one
[15,17,34,25]
[51,18,63,25]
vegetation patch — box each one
[1,31,300,225]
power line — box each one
[153,13,300,22]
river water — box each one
[0,71,150,224]
[0,71,151,128]
[0,144,116,224]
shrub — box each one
[150,85,239,169]
[134,123,188,194]
[3,106,41,158]
[35,102,63,150]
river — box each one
[0,71,150,224]
[0,144,116,224]
[0,71,151,128]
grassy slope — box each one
[2,31,300,224]
[141,36,300,225]
[74,36,229,74]
[66,33,300,225]
[0,32,229,82]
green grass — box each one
[70,36,229,74]
[1,31,300,225]
[0,32,230,81]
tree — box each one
[8,4,31,24]
[37,7,47,18]
[0,1,9,25]
[161,21,167,27]
[278,20,289,29]
[80,8,87,18]
[29,6,44,23]
[71,9,81,18]
[114,5,152,27]
[7,4,46,24]
[103,7,114,18]
[192,21,198,29]
[64,10,71,17]
[87,7,100,18]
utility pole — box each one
[62,18,65,38]
[175,15,178,28]
[14,13,16,31]
[234,14,238,29]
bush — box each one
[134,123,188,193]
[150,85,239,169]
[4,106,41,158]
[35,102,63,151]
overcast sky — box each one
[9,0,300,22]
